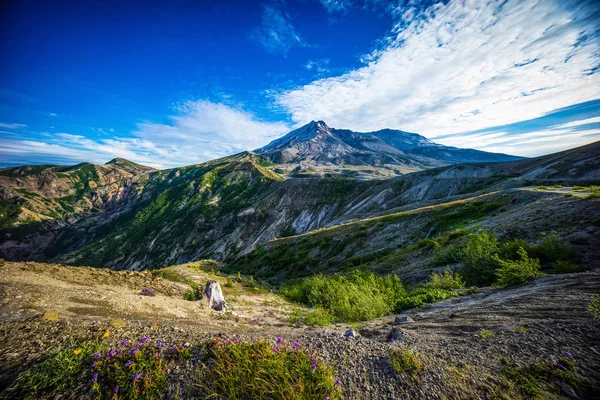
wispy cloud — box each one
[0,122,27,129]
[251,4,307,56]
[277,0,600,154]
[305,58,330,74]
[318,0,353,14]
[0,101,290,169]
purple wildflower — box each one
[276,337,283,344]
[94,352,101,358]
[125,360,134,367]
[552,359,558,366]
[557,363,567,371]
[129,347,139,356]
[293,342,301,350]
[312,364,317,373]
[140,287,155,296]
[92,373,98,383]
[156,340,163,346]
[131,372,143,380]
[113,386,119,393]
[273,346,280,353]
[390,338,396,344]
[92,362,97,367]
[139,336,149,344]
[171,344,178,352]
[564,351,574,359]
[325,397,330,400]
[335,378,341,386]
[120,340,129,346]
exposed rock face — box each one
[203,280,227,311]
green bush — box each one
[281,270,406,323]
[183,285,202,301]
[395,287,457,311]
[494,247,543,287]
[193,338,341,400]
[433,244,464,265]
[422,267,465,290]
[460,231,501,286]
[553,260,582,274]
[288,307,332,326]
[224,277,234,288]
[527,232,574,264]
[417,237,440,248]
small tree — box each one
[493,247,542,287]
[460,232,500,286]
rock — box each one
[110,318,126,328]
[42,312,59,321]
[344,329,359,338]
[388,328,405,342]
[560,382,579,399]
[394,316,414,325]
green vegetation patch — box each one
[389,346,424,377]
[192,337,341,400]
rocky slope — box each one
[0,141,598,270]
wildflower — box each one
[139,336,149,344]
[73,349,82,355]
[102,330,110,339]
[92,362,97,367]
[131,372,143,380]
[335,378,341,386]
[129,347,139,356]
[113,386,119,393]
[557,363,567,371]
[390,338,396,344]
[94,352,101,358]
[293,342,301,350]
[273,346,280,353]
[156,340,163,346]
[120,340,129,346]
[215,338,221,345]
[171,344,178,352]
[312,364,317,373]
[325,397,330,400]
[92,373,98,383]
[125,360,134,367]
[552,359,558,366]
[232,336,239,343]
[564,351,574,359]
[276,337,283,344]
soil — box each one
[0,261,599,399]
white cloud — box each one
[318,0,353,13]
[0,101,290,169]
[251,5,307,56]
[0,122,27,129]
[277,0,600,154]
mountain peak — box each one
[105,158,156,173]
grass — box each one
[288,307,332,326]
[502,355,585,399]
[514,326,528,334]
[192,338,341,400]
[588,294,600,319]
[4,339,107,400]
[477,329,495,339]
[389,346,424,377]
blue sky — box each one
[1,0,599,168]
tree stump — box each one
[203,280,228,311]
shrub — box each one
[91,337,191,399]
[552,260,581,274]
[281,270,406,323]
[389,346,424,376]
[586,185,600,199]
[395,287,457,311]
[183,285,202,301]
[288,307,332,326]
[192,338,341,400]
[527,232,574,264]
[433,244,464,265]
[224,277,234,288]
[588,294,600,319]
[514,326,528,334]
[417,237,440,248]
[460,232,501,286]
[422,267,465,290]
[6,340,107,399]
[494,247,543,287]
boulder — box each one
[388,327,405,342]
[394,316,414,325]
[204,280,228,311]
[344,329,359,338]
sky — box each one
[1,0,599,169]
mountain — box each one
[0,137,598,270]
[255,121,522,178]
